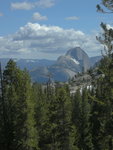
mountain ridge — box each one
[0,47,102,83]
[30,47,99,82]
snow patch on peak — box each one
[13,58,20,62]
[70,58,79,65]
[26,59,37,63]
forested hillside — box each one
[0,45,113,150]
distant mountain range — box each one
[90,56,102,67]
[0,58,55,70]
[0,47,102,83]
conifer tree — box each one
[22,70,39,150]
[33,83,50,150]
[90,84,105,150]
[2,59,25,150]
[44,85,74,150]
[97,0,113,13]
[52,86,74,150]
[95,0,113,149]
[72,89,93,150]
[0,60,39,150]
[96,20,113,149]
[71,89,82,150]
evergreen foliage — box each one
[0,52,113,150]
[0,60,39,150]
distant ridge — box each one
[0,58,55,70]
[0,48,102,83]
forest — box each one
[0,0,113,150]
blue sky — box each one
[0,0,112,59]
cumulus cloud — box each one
[37,0,55,8]
[65,16,79,21]
[32,12,48,21]
[11,2,34,10]
[0,23,103,59]
[11,0,55,10]
[106,24,113,30]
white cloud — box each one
[106,24,113,30]
[33,12,48,21]
[65,16,79,21]
[11,2,34,10]
[37,0,55,8]
[11,0,55,10]
[0,23,103,59]
[0,12,3,17]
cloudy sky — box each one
[0,0,112,60]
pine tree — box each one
[90,84,105,150]
[2,59,25,150]
[72,89,82,149]
[97,0,113,13]
[23,70,39,150]
[33,83,51,150]
[50,86,74,150]
[96,21,113,149]
[96,0,113,148]
[0,62,7,150]
[0,60,39,150]
[72,89,93,150]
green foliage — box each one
[0,55,113,150]
[33,83,50,150]
[72,89,93,150]
[97,0,113,13]
[0,60,39,150]
[53,87,72,150]
[93,3,113,147]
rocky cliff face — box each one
[30,47,91,82]
[65,47,90,72]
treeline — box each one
[0,55,113,150]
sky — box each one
[0,0,112,60]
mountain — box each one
[16,59,55,70]
[90,56,102,67]
[0,48,102,83]
[59,47,90,72]
[30,47,91,82]
[30,66,50,83]
[0,58,55,70]
[66,47,90,71]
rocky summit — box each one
[30,47,91,82]
[66,47,90,72]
